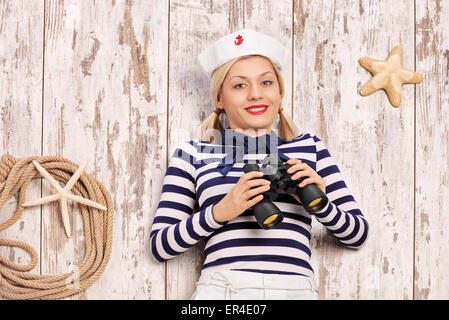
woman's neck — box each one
[231,127,271,138]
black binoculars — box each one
[243,154,329,229]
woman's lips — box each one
[245,105,268,115]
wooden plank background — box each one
[0,0,447,300]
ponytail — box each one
[277,108,300,141]
[199,109,223,143]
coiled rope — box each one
[0,154,114,299]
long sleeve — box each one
[312,135,369,249]
[149,143,224,262]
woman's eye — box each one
[233,81,272,89]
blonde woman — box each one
[150,29,368,300]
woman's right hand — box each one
[212,171,271,223]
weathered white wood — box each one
[166,0,293,300]
[415,0,449,300]
[294,0,415,299]
[0,0,44,293]
[1,0,449,300]
[42,0,168,299]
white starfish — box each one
[359,45,423,107]
[23,160,107,237]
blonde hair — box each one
[199,55,299,142]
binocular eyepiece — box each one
[243,154,329,229]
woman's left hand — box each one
[284,158,326,203]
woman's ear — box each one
[216,94,223,108]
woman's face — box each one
[217,56,282,136]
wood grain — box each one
[1,0,448,300]
[294,0,415,299]
[41,0,167,299]
[0,0,43,286]
[415,0,449,300]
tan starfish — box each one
[23,160,107,237]
[359,45,423,107]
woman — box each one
[150,29,368,300]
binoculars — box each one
[243,154,329,229]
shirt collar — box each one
[220,128,286,149]
[216,128,289,176]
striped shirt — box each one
[150,129,369,278]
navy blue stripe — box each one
[208,218,311,239]
[185,216,201,241]
[279,145,316,154]
[150,234,166,262]
[161,227,182,257]
[317,148,331,161]
[204,238,311,257]
[229,268,307,276]
[162,184,195,198]
[338,215,361,241]
[202,255,313,271]
[333,195,356,207]
[199,207,216,233]
[166,165,195,185]
[174,223,191,249]
[348,218,369,247]
[320,207,344,227]
[326,180,348,194]
[197,176,239,200]
[314,202,334,219]
[317,165,340,178]
[157,201,192,214]
[201,194,227,209]
[152,216,182,225]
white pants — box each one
[190,269,319,300]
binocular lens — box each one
[308,197,323,211]
[263,213,281,228]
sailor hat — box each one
[196,29,290,78]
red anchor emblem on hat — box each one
[234,35,243,46]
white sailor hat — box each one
[196,29,290,78]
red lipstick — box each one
[245,104,268,115]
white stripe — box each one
[316,156,334,170]
[198,183,233,204]
[323,172,343,186]
[341,216,368,248]
[159,192,195,207]
[178,218,199,245]
[204,205,223,229]
[315,203,338,224]
[327,187,353,203]
[154,230,173,260]
[154,207,190,221]
[205,228,309,249]
[191,210,211,237]
[283,153,315,162]
[334,213,356,238]
[163,175,195,193]
[324,210,347,231]
[167,224,187,253]
[337,214,365,241]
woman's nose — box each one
[248,85,262,100]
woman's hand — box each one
[213,171,271,223]
[284,158,326,203]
